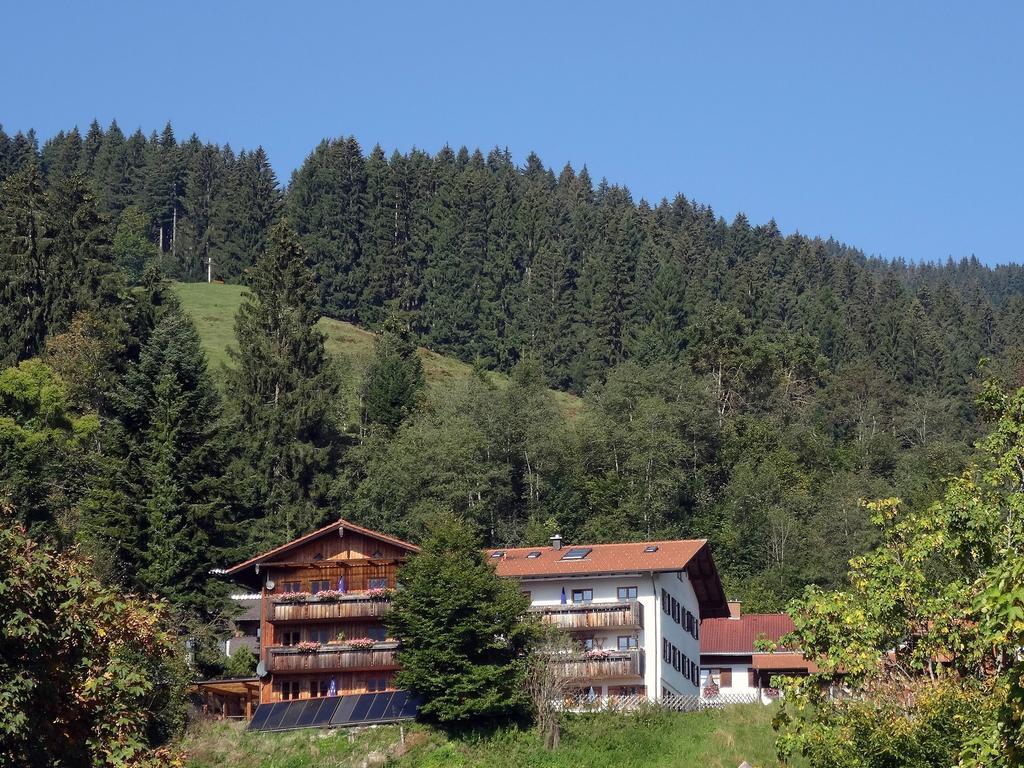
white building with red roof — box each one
[488,534,729,702]
[699,601,817,703]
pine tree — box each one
[362,315,425,432]
[224,218,346,550]
[288,137,366,318]
[0,161,49,366]
[387,514,534,725]
[105,303,229,615]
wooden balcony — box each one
[556,649,645,680]
[269,595,391,623]
[267,642,400,673]
[533,601,643,631]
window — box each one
[366,677,388,692]
[671,598,680,623]
[561,547,592,561]
[673,648,680,672]
[283,581,302,593]
[571,589,593,604]
[609,685,645,697]
[281,680,301,700]
[617,586,638,601]
[526,551,541,559]
[643,545,658,553]
[720,668,733,688]
[310,679,331,697]
[617,635,637,650]
[309,628,332,644]
[366,625,386,641]
[662,638,669,662]
[490,551,504,558]
[368,577,388,590]
[582,637,596,650]
[282,630,300,647]
[310,579,330,594]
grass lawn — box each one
[183,705,797,768]
[173,281,582,418]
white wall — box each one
[653,571,701,696]
[521,574,657,698]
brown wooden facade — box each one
[224,519,419,705]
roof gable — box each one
[223,518,419,580]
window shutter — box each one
[721,668,733,687]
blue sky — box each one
[3,1,1022,265]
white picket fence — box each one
[561,691,761,713]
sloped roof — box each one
[223,518,419,579]
[487,539,729,618]
[487,540,705,579]
[700,612,796,654]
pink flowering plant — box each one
[364,587,395,600]
[295,641,321,653]
[276,591,312,603]
[345,637,377,649]
[584,648,613,659]
[313,589,346,601]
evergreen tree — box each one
[361,315,425,432]
[387,514,535,726]
[111,303,229,616]
[288,137,366,319]
[224,218,346,550]
[0,161,49,366]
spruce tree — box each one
[224,218,346,550]
[113,303,229,616]
[362,315,425,433]
[387,514,534,725]
[0,161,49,366]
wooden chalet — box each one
[223,518,419,705]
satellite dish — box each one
[265,579,276,591]
[256,661,268,679]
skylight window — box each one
[644,545,659,553]
[560,547,592,561]
[527,551,542,559]
[490,551,505,558]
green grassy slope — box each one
[183,705,797,768]
[173,282,582,417]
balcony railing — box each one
[555,649,645,680]
[269,595,391,623]
[533,601,643,631]
[267,642,400,673]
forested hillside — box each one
[3,119,1024,624]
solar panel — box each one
[248,691,418,732]
[262,701,290,730]
[312,696,341,726]
[278,700,306,729]
[366,692,392,721]
[246,703,272,732]
[330,694,359,726]
[382,691,406,720]
[296,699,324,727]
[349,693,375,722]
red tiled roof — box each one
[700,613,796,654]
[751,652,818,673]
[487,540,707,579]
[223,517,419,576]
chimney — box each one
[727,600,742,620]
[549,534,563,551]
